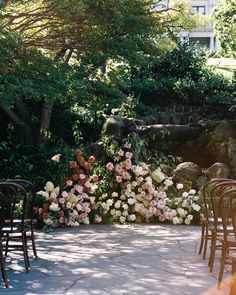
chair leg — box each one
[31,229,38,260]
[22,233,30,272]
[4,233,9,257]
[199,222,205,255]
[230,259,236,295]
[217,243,226,289]
[209,231,216,271]
[0,243,8,288]
[203,226,209,260]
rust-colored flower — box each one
[71,173,79,181]
[88,156,95,163]
[75,149,83,156]
[92,175,99,182]
[43,212,49,219]
[48,197,58,204]
[58,210,64,218]
[43,203,49,210]
[69,161,77,168]
[84,162,92,169]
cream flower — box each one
[44,181,54,193]
[51,154,61,162]
[176,183,184,190]
[49,202,59,212]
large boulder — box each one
[102,116,125,137]
[206,162,231,179]
[173,162,203,182]
[212,120,236,142]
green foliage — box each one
[212,0,236,58]
[132,44,235,107]
[0,134,72,190]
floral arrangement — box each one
[37,149,98,231]
[93,143,201,225]
[37,143,202,231]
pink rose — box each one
[59,198,65,204]
[66,180,73,186]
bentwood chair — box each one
[5,179,38,259]
[199,178,234,260]
[216,187,236,289]
[0,181,30,272]
[208,180,236,274]
[0,189,8,287]
[228,189,236,295]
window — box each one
[192,6,206,15]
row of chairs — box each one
[199,178,236,294]
[0,179,38,288]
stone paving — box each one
[0,224,232,295]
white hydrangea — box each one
[110,209,116,216]
[114,201,121,209]
[122,204,128,210]
[176,183,184,190]
[111,192,119,198]
[151,168,165,183]
[171,210,177,217]
[164,179,173,187]
[106,199,113,206]
[185,218,191,225]
[177,208,186,218]
[192,204,201,212]
[128,214,136,222]
[189,189,196,195]
[187,214,193,220]
[120,216,126,224]
[115,210,122,217]
[122,210,129,216]
[173,217,180,224]
[128,198,136,205]
[120,194,127,200]
[182,192,189,198]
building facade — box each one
[180,0,218,51]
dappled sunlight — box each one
[0,224,231,294]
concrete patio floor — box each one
[0,224,232,295]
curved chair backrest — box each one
[202,178,234,222]
[6,179,35,221]
[0,182,27,231]
[220,188,236,241]
[210,180,236,229]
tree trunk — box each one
[38,101,54,143]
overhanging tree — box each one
[0,0,203,144]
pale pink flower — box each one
[159,214,166,222]
[117,149,124,157]
[62,191,68,198]
[66,180,73,187]
[94,214,102,223]
[116,176,123,183]
[123,143,131,148]
[66,202,72,209]
[148,187,155,194]
[106,162,114,171]
[158,191,167,199]
[115,164,123,174]
[84,181,92,188]
[125,152,133,159]
[79,174,86,180]
[75,185,83,194]
[59,198,65,204]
